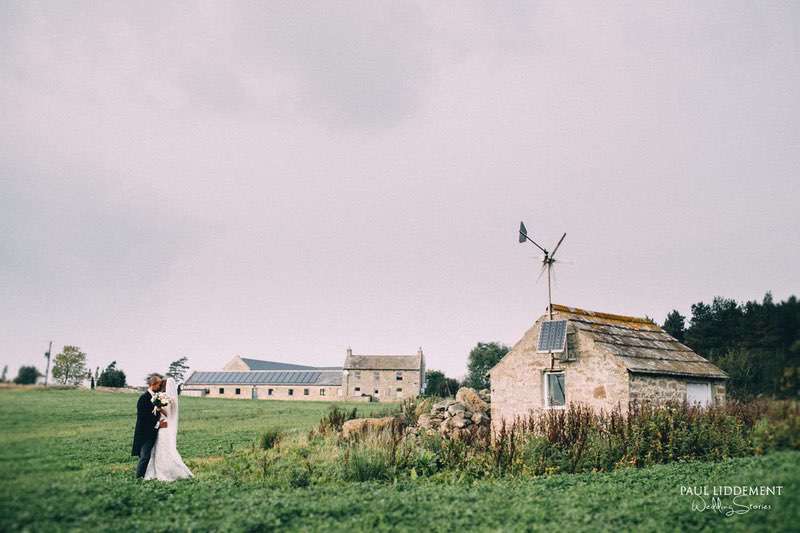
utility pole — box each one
[44,341,52,386]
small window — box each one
[267,388,273,396]
[395,371,403,381]
[288,389,294,396]
[235,388,241,395]
[396,387,402,392]
[374,389,379,395]
[219,388,225,394]
[544,372,566,408]
[354,371,361,380]
[354,387,361,392]
[373,371,380,381]
[304,388,309,396]
[320,388,326,396]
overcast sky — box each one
[2,1,798,384]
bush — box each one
[14,366,41,385]
[97,361,126,388]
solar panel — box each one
[537,320,568,353]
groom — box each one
[132,373,168,478]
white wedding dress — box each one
[144,378,193,481]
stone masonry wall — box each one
[344,369,421,401]
[629,374,726,406]
[490,317,631,432]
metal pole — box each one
[547,262,553,319]
[44,341,52,386]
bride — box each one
[144,377,193,481]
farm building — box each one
[489,304,728,429]
[183,348,425,402]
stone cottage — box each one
[489,304,727,429]
[182,348,425,402]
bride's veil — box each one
[165,377,180,435]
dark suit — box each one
[132,391,160,477]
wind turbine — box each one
[518,221,566,319]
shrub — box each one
[14,366,41,385]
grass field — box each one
[1,388,797,532]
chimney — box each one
[346,346,353,357]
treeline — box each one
[663,293,799,399]
[4,348,191,389]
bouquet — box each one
[152,392,172,415]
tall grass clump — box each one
[258,428,283,450]
[311,405,360,436]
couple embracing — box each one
[132,373,193,481]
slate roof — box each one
[185,370,343,386]
[239,358,341,371]
[344,354,422,371]
[551,304,728,379]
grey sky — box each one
[2,1,798,383]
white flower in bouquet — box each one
[152,392,172,414]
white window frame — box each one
[543,371,566,409]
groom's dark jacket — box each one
[132,391,160,456]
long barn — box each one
[183,348,425,402]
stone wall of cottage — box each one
[628,374,726,406]
[344,369,421,401]
[490,317,630,432]
[184,385,343,400]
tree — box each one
[465,342,510,390]
[423,370,460,397]
[662,310,686,342]
[97,361,127,388]
[679,293,800,399]
[14,366,41,385]
[166,357,190,383]
[1,365,7,382]
[51,346,88,386]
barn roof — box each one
[238,358,341,371]
[344,353,422,370]
[184,370,343,386]
[551,304,727,379]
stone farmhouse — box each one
[183,348,425,402]
[489,304,727,429]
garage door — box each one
[686,382,712,407]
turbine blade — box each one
[518,221,527,243]
[550,233,567,259]
[536,263,547,283]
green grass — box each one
[1,388,798,532]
